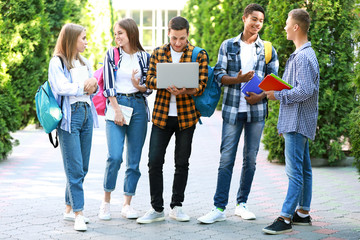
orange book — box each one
[258,73,293,91]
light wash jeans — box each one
[103,94,147,195]
[214,112,264,210]
[58,102,93,212]
[281,132,312,218]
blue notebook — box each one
[241,73,263,97]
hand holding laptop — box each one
[167,85,197,95]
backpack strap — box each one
[264,41,272,65]
[191,47,209,125]
[49,131,59,148]
[114,47,120,66]
[112,47,121,80]
[191,47,209,63]
[59,57,65,69]
[48,57,66,148]
[138,52,150,76]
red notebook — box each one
[258,74,293,91]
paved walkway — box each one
[1,107,360,240]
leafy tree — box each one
[184,0,268,65]
[0,0,88,160]
[44,0,86,58]
[262,0,358,164]
[0,83,22,160]
[184,0,359,165]
[0,2,30,159]
[1,0,48,126]
[184,0,269,107]
[262,0,303,162]
[80,0,113,70]
[349,0,360,176]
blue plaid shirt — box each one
[214,33,279,124]
[275,42,320,140]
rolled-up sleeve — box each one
[214,41,228,86]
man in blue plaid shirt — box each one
[263,9,320,235]
[198,3,279,224]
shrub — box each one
[0,83,22,160]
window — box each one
[114,9,182,53]
[143,10,152,27]
[132,10,140,24]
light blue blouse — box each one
[48,56,99,133]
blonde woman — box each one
[48,23,98,231]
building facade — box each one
[113,0,188,52]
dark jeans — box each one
[148,117,195,212]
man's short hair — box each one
[244,3,265,18]
[168,16,189,34]
[289,9,311,33]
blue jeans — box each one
[58,102,93,212]
[148,117,195,212]
[103,94,147,195]
[214,112,264,210]
[281,132,312,218]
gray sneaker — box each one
[136,208,165,224]
[197,207,226,224]
[169,206,190,222]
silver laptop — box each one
[156,62,199,89]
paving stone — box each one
[0,111,359,240]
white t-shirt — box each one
[115,51,141,94]
[69,59,91,105]
[168,46,183,117]
[239,40,256,112]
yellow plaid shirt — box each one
[146,42,208,130]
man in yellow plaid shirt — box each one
[137,16,208,224]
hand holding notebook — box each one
[241,73,263,97]
[105,104,133,125]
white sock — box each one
[297,211,309,218]
[284,219,291,224]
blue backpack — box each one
[35,57,64,148]
[191,47,221,117]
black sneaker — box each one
[292,211,312,225]
[262,217,292,235]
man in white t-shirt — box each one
[137,16,208,224]
[198,3,279,224]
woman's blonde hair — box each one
[53,23,86,69]
[114,18,145,52]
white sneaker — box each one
[74,215,87,231]
[98,201,111,220]
[136,208,165,224]
[169,206,190,222]
[197,207,226,224]
[121,205,139,219]
[234,203,256,220]
[63,211,90,223]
